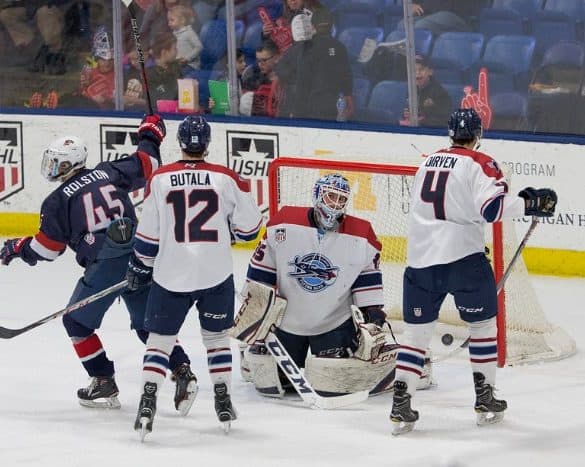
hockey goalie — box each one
[231,281,433,398]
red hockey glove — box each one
[138,114,166,144]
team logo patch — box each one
[288,253,339,292]
[413,307,422,317]
[227,130,279,214]
[100,124,144,206]
[275,228,286,243]
[0,122,24,202]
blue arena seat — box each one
[363,80,408,124]
[337,26,385,62]
[479,7,525,38]
[200,19,228,70]
[430,32,485,84]
[385,28,433,56]
[532,11,579,57]
[334,0,384,31]
[476,34,536,92]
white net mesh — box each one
[271,159,576,365]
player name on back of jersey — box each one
[170,172,211,187]
[424,154,458,169]
[62,169,110,197]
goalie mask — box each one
[312,174,351,231]
[41,136,88,182]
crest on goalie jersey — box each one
[99,124,144,206]
[288,253,339,292]
[0,122,24,202]
[227,130,279,213]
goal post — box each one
[268,157,576,366]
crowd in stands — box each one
[1,0,584,134]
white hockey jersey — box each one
[134,160,262,292]
[247,206,384,336]
[407,146,525,268]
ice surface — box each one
[0,248,583,467]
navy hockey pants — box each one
[402,252,498,324]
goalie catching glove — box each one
[230,281,286,344]
[351,305,388,361]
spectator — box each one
[274,8,353,120]
[397,1,490,36]
[148,32,182,103]
[0,1,67,74]
[401,54,451,128]
[123,49,148,111]
[259,0,322,53]
[208,47,247,112]
[168,3,202,75]
[140,0,194,54]
[240,40,281,117]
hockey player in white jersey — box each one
[234,173,412,398]
[126,115,263,440]
[390,108,558,435]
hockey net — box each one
[268,157,576,366]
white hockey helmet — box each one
[41,136,88,182]
[312,173,351,230]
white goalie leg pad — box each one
[238,342,252,383]
[305,343,398,395]
[244,345,285,398]
[230,281,287,344]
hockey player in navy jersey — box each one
[0,115,198,414]
[127,115,263,440]
[233,173,419,399]
[390,108,558,435]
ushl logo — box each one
[227,131,278,213]
[0,122,24,202]
[99,124,144,206]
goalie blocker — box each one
[231,281,433,397]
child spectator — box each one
[123,49,148,111]
[148,32,182,103]
[167,3,202,75]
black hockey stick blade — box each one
[0,280,128,339]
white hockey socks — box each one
[394,321,435,393]
[468,317,498,385]
[142,333,177,388]
[202,329,232,391]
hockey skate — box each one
[214,382,237,433]
[77,376,121,409]
[173,363,198,416]
[473,372,507,426]
[134,382,158,442]
[390,381,419,436]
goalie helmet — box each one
[312,173,351,231]
[41,136,88,182]
[448,108,483,143]
[177,115,211,154]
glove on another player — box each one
[518,187,557,217]
[138,114,166,144]
[0,237,35,266]
[360,305,387,327]
[126,254,153,291]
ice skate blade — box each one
[177,382,199,416]
[137,418,151,442]
[391,420,416,436]
[78,396,121,409]
[476,411,505,426]
[222,421,231,433]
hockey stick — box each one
[431,216,539,363]
[124,1,154,114]
[264,331,369,409]
[0,280,128,339]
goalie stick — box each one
[0,280,128,339]
[264,331,369,409]
[431,216,539,363]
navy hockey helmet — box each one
[177,115,211,154]
[448,108,483,142]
